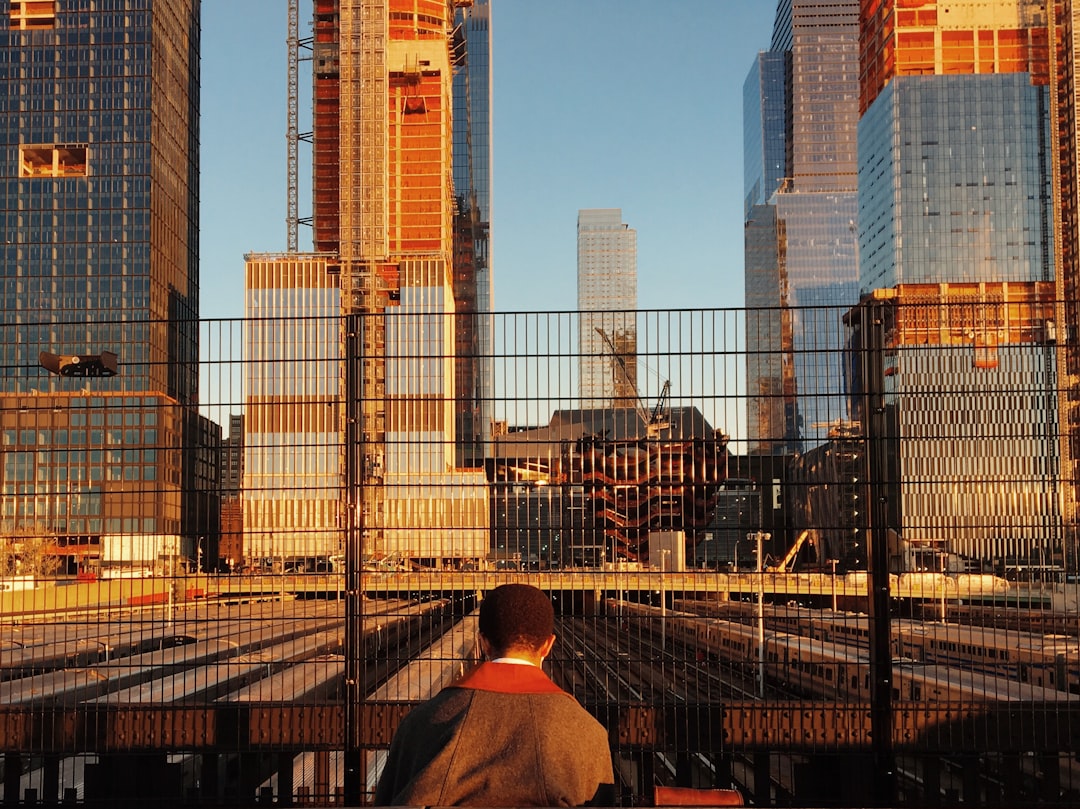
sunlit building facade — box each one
[578,209,638,409]
[855,0,1062,564]
[848,284,1060,564]
[743,0,861,455]
[243,256,341,563]
[0,1,205,570]
[311,0,488,563]
[1053,3,1080,566]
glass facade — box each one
[775,191,860,444]
[854,18,1061,561]
[744,204,800,454]
[742,51,788,216]
[452,0,493,468]
[0,1,202,568]
[743,0,860,452]
[858,74,1054,293]
[577,209,637,408]
[0,0,199,400]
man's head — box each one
[478,583,556,661]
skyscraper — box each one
[305,0,489,564]
[452,0,493,469]
[0,1,205,570]
[1051,2,1080,566]
[743,0,861,454]
[854,0,1061,562]
[577,208,637,408]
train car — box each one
[894,663,1078,704]
[0,638,110,681]
[0,639,240,706]
[614,599,1077,707]
[676,598,1080,696]
[763,633,869,700]
[609,599,782,669]
[894,622,1079,693]
[99,630,197,661]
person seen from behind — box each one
[374,583,615,806]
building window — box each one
[19,144,88,178]
[9,0,56,29]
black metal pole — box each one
[863,298,897,805]
[343,312,365,804]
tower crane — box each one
[594,327,671,437]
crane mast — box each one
[593,327,670,436]
[287,0,299,252]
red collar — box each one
[453,661,569,695]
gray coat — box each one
[374,662,614,806]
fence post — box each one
[862,297,897,806]
[343,311,366,804]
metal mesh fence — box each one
[0,304,1078,807]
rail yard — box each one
[1,577,1078,806]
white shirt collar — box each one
[490,656,539,667]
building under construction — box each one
[243,1,492,566]
[490,407,729,564]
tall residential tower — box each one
[578,209,638,408]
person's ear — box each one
[539,634,556,659]
[478,632,492,660]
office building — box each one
[743,1,861,454]
[308,0,488,563]
[243,256,341,564]
[1050,3,1080,564]
[0,1,204,570]
[452,0,493,469]
[854,0,1062,564]
[577,209,637,409]
[219,414,244,571]
[847,283,1060,564]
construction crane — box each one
[767,529,812,573]
[287,0,298,252]
[594,327,671,437]
[286,0,313,252]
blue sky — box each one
[199,2,775,321]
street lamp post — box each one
[659,549,670,649]
[830,559,838,612]
[751,531,770,697]
[939,553,947,623]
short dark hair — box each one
[479,584,554,654]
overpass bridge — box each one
[1,570,1068,622]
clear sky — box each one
[198,1,775,321]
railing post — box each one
[862,298,897,806]
[343,311,366,804]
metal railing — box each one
[0,304,1078,807]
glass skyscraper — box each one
[452,0,493,469]
[743,0,861,453]
[859,75,1054,292]
[0,1,205,569]
[577,208,637,409]
[854,0,1062,564]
